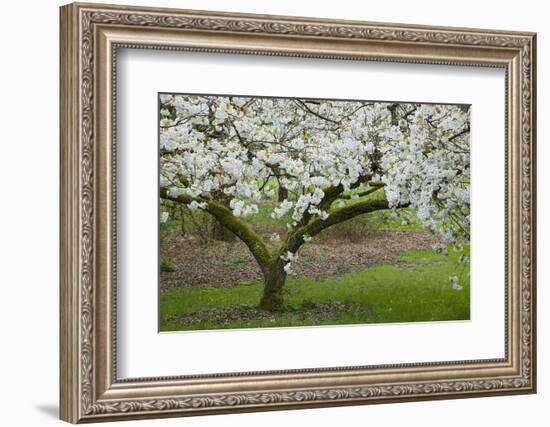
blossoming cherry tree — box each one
[160,94,470,311]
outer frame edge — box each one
[60,2,81,424]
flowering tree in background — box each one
[159,94,470,311]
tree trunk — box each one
[278,184,288,202]
[259,259,287,312]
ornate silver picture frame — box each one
[60,2,536,423]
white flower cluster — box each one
[160,95,470,243]
[270,233,281,242]
[229,199,258,218]
[280,251,296,274]
[187,200,208,210]
[449,275,463,291]
[271,200,293,220]
[292,188,327,222]
[380,106,470,241]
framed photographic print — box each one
[59,2,537,423]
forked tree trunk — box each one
[259,258,287,311]
[161,186,393,314]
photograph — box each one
[158,94,471,332]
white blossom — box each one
[272,200,293,219]
[160,95,470,243]
[450,276,463,291]
[431,243,448,255]
[280,251,295,262]
[187,200,208,210]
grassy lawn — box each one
[160,246,470,332]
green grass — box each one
[160,246,470,332]
[364,208,422,230]
[160,257,176,272]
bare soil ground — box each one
[160,226,440,291]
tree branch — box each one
[160,187,271,271]
[287,197,406,253]
[448,125,470,142]
[317,176,374,211]
[337,185,383,200]
[294,100,340,124]
[306,198,393,238]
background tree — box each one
[159,94,470,311]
